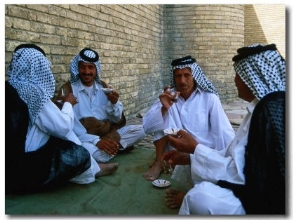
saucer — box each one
[163,128,180,136]
[152,179,171,188]
[101,88,113,94]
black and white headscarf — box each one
[170,56,219,97]
[232,44,286,100]
[8,44,55,127]
[69,48,101,83]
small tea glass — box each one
[57,87,66,104]
[162,160,174,175]
[167,87,179,103]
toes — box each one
[165,199,178,209]
[143,174,155,181]
[165,188,177,195]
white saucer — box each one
[101,88,113,94]
[163,128,180,136]
[152,179,171,188]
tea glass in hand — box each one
[57,87,66,104]
[162,160,174,175]
[167,87,179,103]
[101,84,114,94]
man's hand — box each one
[96,139,119,156]
[63,92,78,106]
[159,86,180,114]
[167,130,198,154]
[107,91,119,104]
[161,150,190,166]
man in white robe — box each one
[162,44,286,215]
[6,44,118,193]
[55,48,146,160]
[142,56,235,182]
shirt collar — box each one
[178,87,199,101]
[247,98,259,114]
[78,80,100,93]
[195,87,202,93]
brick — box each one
[5,4,285,118]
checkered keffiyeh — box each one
[69,48,101,83]
[8,45,55,126]
[233,44,286,100]
[169,56,219,96]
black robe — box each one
[218,91,285,214]
[5,81,91,194]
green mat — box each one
[5,145,189,216]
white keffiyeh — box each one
[69,48,101,83]
[8,45,55,126]
[169,56,219,96]
[233,44,286,100]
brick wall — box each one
[163,4,244,101]
[5,4,285,117]
[245,4,285,58]
[5,4,165,116]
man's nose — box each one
[81,67,89,73]
[178,76,186,83]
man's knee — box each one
[181,182,245,215]
[135,124,146,138]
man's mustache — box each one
[81,73,94,77]
[178,83,188,87]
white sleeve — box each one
[142,99,165,134]
[207,94,235,151]
[106,100,123,123]
[35,100,75,138]
[189,98,254,185]
[190,138,246,185]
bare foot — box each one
[96,162,119,177]
[165,188,186,209]
[143,160,162,181]
[149,160,156,168]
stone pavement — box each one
[5,99,250,216]
[222,99,249,130]
[128,99,248,150]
